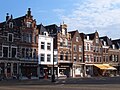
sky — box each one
[0,0,120,39]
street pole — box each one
[51,37,55,82]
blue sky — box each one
[0,0,120,39]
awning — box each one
[94,64,117,70]
[94,64,108,70]
[103,64,117,70]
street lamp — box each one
[51,36,55,82]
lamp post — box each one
[51,36,55,82]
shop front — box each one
[94,64,117,77]
[0,62,19,79]
[73,64,84,77]
[58,63,72,78]
[21,63,37,79]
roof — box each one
[100,36,112,46]
[112,39,120,49]
[85,32,95,40]
[45,24,60,34]
[0,16,25,28]
[68,30,77,38]
[37,24,47,34]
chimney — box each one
[6,13,9,21]
[11,14,13,19]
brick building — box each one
[45,23,72,78]
[69,30,84,77]
[0,8,38,79]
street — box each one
[0,84,120,90]
[0,77,120,90]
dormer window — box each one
[8,33,13,42]
[26,22,32,28]
[104,41,106,46]
[112,44,115,49]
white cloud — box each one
[58,0,120,39]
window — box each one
[26,34,29,42]
[65,39,68,46]
[26,22,32,28]
[23,33,26,42]
[12,47,17,58]
[8,33,13,42]
[79,46,82,52]
[9,22,13,28]
[76,37,79,42]
[47,43,51,50]
[96,47,99,52]
[86,55,89,62]
[79,56,82,62]
[29,49,32,58]
[112,55,115,61]
[94,56,96,62]
[3,47,8,57]
[29,34,32,43]
[60,52,64,60]
[73,45,77,52]
[41,42,45,49]
[22,48,25,58]
[106,56,108,62]
[109,55,112,61]
[54,55,57,62]
[33,49,36,59]
[41,54,45,61]
[41,32,44,35]
[100,57,102,62]
[60,38,63,46]
[47,54,51,62]
[34,35,36,44]
[26,48,29,58]
[96,39,99,43]
[115,55,118,62]
[65,52,68,60]
[74,55,77,62]
[86,44,89,51]
[103,56,105,62]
